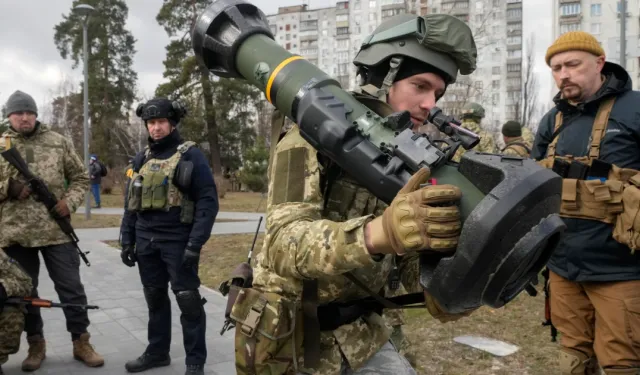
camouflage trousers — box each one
[0,306,24,365]
[297,341,416,375]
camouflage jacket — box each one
[0,124,89,248]
[0,248,31,298]
[501,136,531,158]
[0,249,32,364]
[252,119,423,373]
[521,126,535,145]
[452,119,496,162]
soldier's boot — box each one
[72,332,104,367]
[559,347,601,375]
[21,334,46,371]
[185,364,205,375]
[125,353,171,373]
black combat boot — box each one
[124,353,170,373]
[185,364,204,375]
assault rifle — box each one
[219,216,263,335]
[5,297,99,310]
[1,147,91,266]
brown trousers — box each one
[549,270,640,371]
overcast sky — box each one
[0,0,554,114]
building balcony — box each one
[507,71,522,78]
[559,13,582,23]
[506,2,522,10]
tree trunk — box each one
[200,72,222,176]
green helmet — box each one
[461,102,485,120]
[353,13,477,92]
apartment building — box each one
[265,0,523,131]
[551,0,640,95]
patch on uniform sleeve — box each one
[272,147,307,205]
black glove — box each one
[121,244,137,267]
[0,283,7,312]
[181,248,200,269]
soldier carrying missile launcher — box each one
[224,11,479,375]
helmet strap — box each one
[375,56,403,101]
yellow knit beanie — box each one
[545,31,605,65]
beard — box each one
[561,83,584,101]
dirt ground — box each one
[99,190,266,212]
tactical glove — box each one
[366,168,462,255]
[8,178,30,200]
[423,291,475,323]
[181,248,200,269]
[121,244,137,267]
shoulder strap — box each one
[546,112,563,158]
[502,142,531,155]
[588,96,615,160]
[546,97,615,160]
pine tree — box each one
[53,0,138,166]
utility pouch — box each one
[560,178,623,222]
[180,199,195,224]
[128,175,143,211]
[552,158,571,178]
[567,160,589,180]
[613,172,640,254]
[231,288,302,375]
[150,172,169,209]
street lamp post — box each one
[73,4,95,220]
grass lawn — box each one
[99,191,266,212]
[102,234,559,374]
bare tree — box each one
[518,33,540,129]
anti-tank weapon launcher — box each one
[191,0,566,314]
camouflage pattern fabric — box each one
[0,249,33,365]
[521,126,535,146]
[502,136,531,158]
[0,124,89,248]
[236,121,425,375]
[452,119,496,162]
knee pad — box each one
[175,290,206,320]
[143,287,169,311]
[559,348,600,375]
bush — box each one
[238,140,269,193]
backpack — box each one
[99,162,108,177]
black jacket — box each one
[120,129,219,251]
[532,62,640,282]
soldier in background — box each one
[0,90,102,371]
[0,249,33,375]
[452,102,496,162]
[500,120,531,158]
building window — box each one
[369,0,376,7]
[492,66,501,74]
[507,8,522,18]
[286,24,291,31]
[591,23,601,34]
[560,23,580,33]
[560,3,581,16]
[507,64,521,72]
[507,36,521,45]
[492,80,500,89]
[508,49,522,58]
[286,43,291,50]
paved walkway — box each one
[3,212,266,375]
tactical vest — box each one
[127,141,196,224]
[537,97,640,253]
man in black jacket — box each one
[533,31,640,375]
[119,98,219,375]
